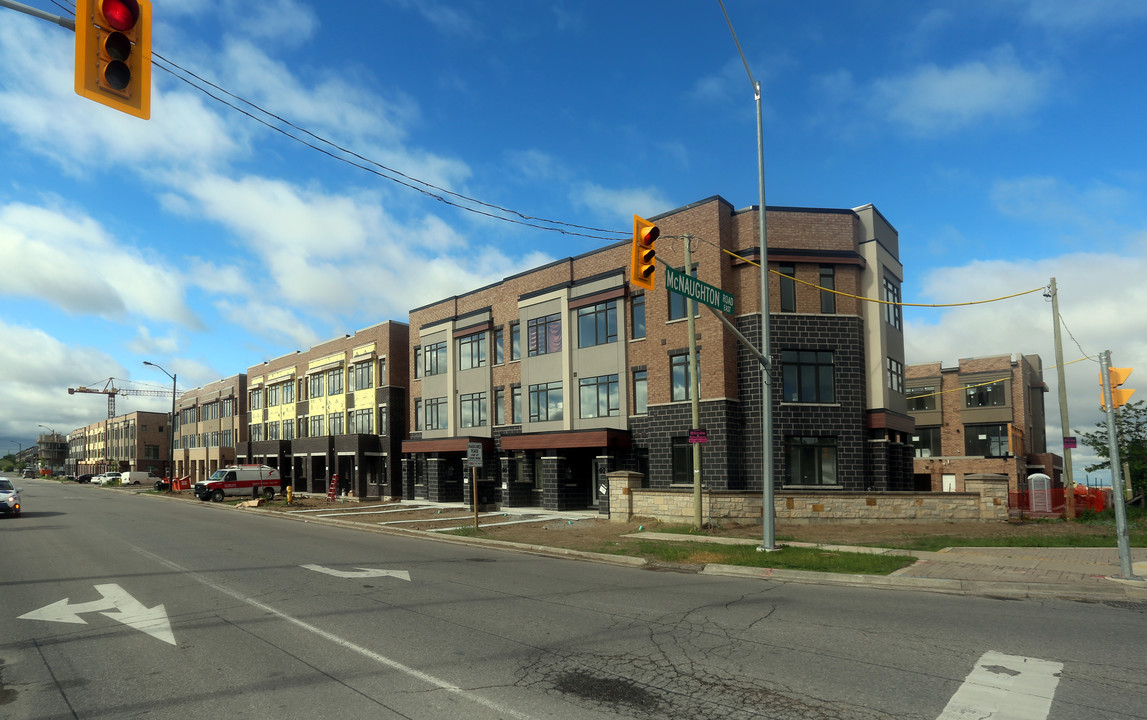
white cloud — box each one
[0,20,244,177]
[0,203,200,328]
[1010,0,1147,30]
[0,320,126,441]
[572,183,674,225]
[871,46,1053,135]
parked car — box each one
[119,471,159,486]
[22,469,34,478]
[75,474,95,484]
[93,472,122,485]
[0,479,21,517]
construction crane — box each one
[68,378,176,419]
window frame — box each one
[781,350,835,403]
[577,300,618,348]
[578,374,620,418]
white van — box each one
[120,471,160,486]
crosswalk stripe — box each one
[938,651,1062,720]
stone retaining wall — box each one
[605,472,1009,524]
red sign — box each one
[1063,437,1078,449]
[688,429,708,444]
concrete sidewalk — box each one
[629,532,1147,602]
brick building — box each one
[70,411,170,477]
[905,353,1061,498]
[173,374,247,483]
[401,195,915,511]
[236,321,409,498]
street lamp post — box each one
[719,1,776,550]
[143,361,177,480]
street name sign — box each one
[664,266,735,314]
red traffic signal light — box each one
[74,0,152,119]
[630,215,659,291]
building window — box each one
[528,381,563,422]
[425,341,447,376]
[378,358,387,386]
[888,357,904,393]
[267,421,279,440]
[328,412,344,435]
[494,387,506,425]
[282,381,294,404]
[512,386,522,424]
[631,294,645,339]
[354,361,373,391]
[413,399,422,431]
[327,368,343,396]
[378,405,388,435]
[965,423,1009,457]
[907,386,937,411]
[268,384,280,407]
[250,389,263,410]
[250,423,264,442]
[458,332,487,371]
[579,374,619,418]
[459,392,487,428]
[912,427,941,458]
[494,327,505,365]
[786,436,837,486]
[222,429,233,447]
[781,350,835,403]
[527,314,561,356]
[425,397,448,430]
[308,374,324,398]
[310,415,323,437]
[965,380,1006,408]
[671,436,699,485]
[884,276,902,330]
[577,301,618,348]
[510,323,520,360]
[633,370,648,415]
[283,420,294,440]
[669,267,699,321]
[413,346,422,378]
[820,266,835,314]
[779,264,796,313]
[671,354,692,402]
[351,408,373,434]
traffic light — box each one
[630,215,659,291]
[74,0,152,119]
[1101,367,1135,410]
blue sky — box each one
[2,1,1146,483]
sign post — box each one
[467,442,483,530]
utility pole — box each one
[1048,278,1075,519]
[684,235,703,529]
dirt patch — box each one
[168,493,1120,553]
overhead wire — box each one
[56,3,1053,310]
[686,233,1048,309]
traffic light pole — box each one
[0,0,75,29]
[1099,350,1140,580]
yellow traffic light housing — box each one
[75,0,152,119]
[1101,367,1135,410]
[630,215,659,291]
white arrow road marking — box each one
[937,651,1062,720]
[301,564,411,581]
[19,584,176,646]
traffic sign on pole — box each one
[664,266,734,314]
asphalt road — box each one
[3,478,1145,719]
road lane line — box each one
[938,651,1062,720]
[135,547,533,720]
